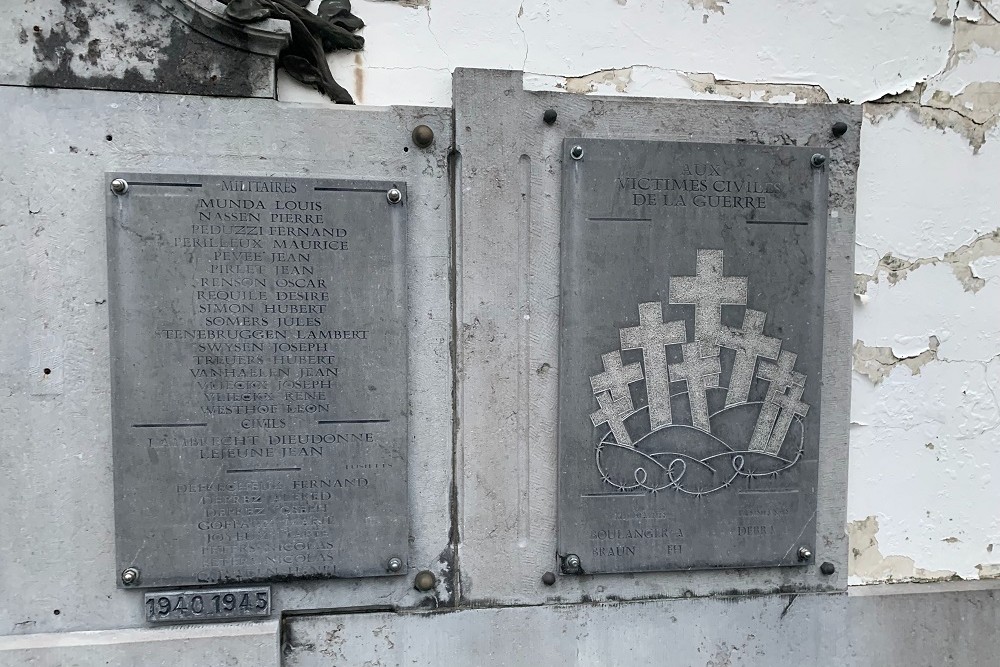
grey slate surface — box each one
[557,138,828,574]
[107,173,409,587]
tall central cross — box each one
[717,309,781,407]
[668,342,722,432]
[668,249,748,352]
[750,351,810,454]
[590,351,644,405]
[620,302,686,431]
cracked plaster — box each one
[853,337,939,385]
[280,0,958,107]
[848,516,959,584]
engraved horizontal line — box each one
[581,493,648,498]
[745,220,809,226]
[317,419,390,424]
[226,467,302,473]
[737,489,800,494]
[131,422,208,428]
[587,217,653,222]
[126,182,203,188]
[314,187,388,193]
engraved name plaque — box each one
[557,139,828,574]
[107,173,408,587]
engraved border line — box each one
[317,419,390,424]
[314,187,390,193]
[587,217,652,222]
[125,182,203,188]
[131,422,207,428]
[745,220,809,226]
[580,493,647,498]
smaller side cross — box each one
[750,351,809,454]
[717,309,781,407]
[590,351,644,404]
[668,342,722,432]
[620,302,686,431]
[591,391,635,447]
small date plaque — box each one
[144,587,271,624]
[557,139,828,574]
[107,173,409,587]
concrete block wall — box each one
[2,1,999,665]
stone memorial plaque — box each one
[557,139,828,574]
[107,173,408,588]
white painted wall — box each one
[280,0,1000,586]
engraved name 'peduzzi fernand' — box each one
[109,174,408,585]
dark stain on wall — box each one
[26,0,272,99]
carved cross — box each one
[590,351,644,406]
[668,249,747,351]
[620,302,686,431]
[766,383,810,454]
[750,351,809,454]
[590,391,635,447]
[717,309,781,407]
[668,342,722,432]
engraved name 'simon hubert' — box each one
[108,173,410,585]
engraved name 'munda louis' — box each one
[107,174,408,588]
[590,249,809,496]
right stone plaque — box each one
[557,138,829,574]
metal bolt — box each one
[411,124,434,148]
[386,188,402,204]
[543,109,557,125]
[386,557,403,573]
[797,546,813,562]
[810,153,826,168]
[121,567,140,585]
[110,178,129,195]
[820,561,836,575]
[831,121,848,137]
[563,554,582,573]
[413,570,436,592]
[542,571,556,586]
[570,145,584,160]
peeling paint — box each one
[354,52,365,104]
[562,67,632,94]
[869,79,1000,152]
[866,8,1000,151]
[975,563,1000,578]
[375,0,430,7]
[848,516,958,583]
[852,337,939,384]
[933,0,959,23]
[681,72,831,103]
[855,229,1000,295]
[687,0,730,15]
